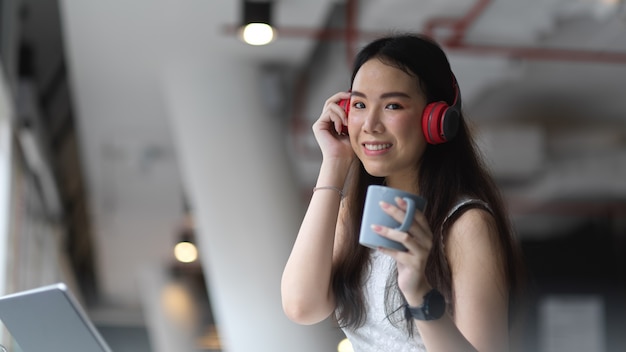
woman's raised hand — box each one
[312,91,354,160]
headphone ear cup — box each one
[422,74,462,144]
[422,102,448,144]
[422,102,461,144]
[441,106,460,142]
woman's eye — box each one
[386,103,401,110]
[353,102,365,109]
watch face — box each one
[426,290,446,319]
[408,289,446,321]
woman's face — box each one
[348,58,428,186]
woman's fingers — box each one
[393,197,430,230]
[372,200,433,257]
[321,93,350,134]
[373,223,431,255]
[379,199,431,242]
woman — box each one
[281,34,524,352]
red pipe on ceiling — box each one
[345,0,357,63]
[224,0,626,64]
[423,0,626,64]
[424,0,493,45]
[447,43,626,64]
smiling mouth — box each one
[364,143,392,151]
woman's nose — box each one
[362,110,383,133]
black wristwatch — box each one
[407,288,446,321]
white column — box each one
[162,59,343,352]
[0,63,15,298]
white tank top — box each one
[341,249,426,351]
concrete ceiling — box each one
[50,0,626,327]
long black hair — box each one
[331,33,525,335]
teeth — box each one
[364,143,391,151]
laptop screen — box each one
[0,283,112,352]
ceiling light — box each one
[240,1,275,45]
[337,338,354,352]
[174,228,198,263]
[174,241,198,263]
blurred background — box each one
[0,0,625,351]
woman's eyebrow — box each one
[350,91,411,99]
[381,92,411,99]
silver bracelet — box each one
[313,186,344,198]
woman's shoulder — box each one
[444,199,501,262]
[449,206,497,234]
[444,197,492,224]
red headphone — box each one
[421,75,461,144]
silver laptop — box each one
[0,282,112,352]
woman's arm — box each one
[415,208,509,351]
[281,91,354,325]
[281,159,351,325]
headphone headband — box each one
[450,74,461,112]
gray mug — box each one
[359,185,427,251]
